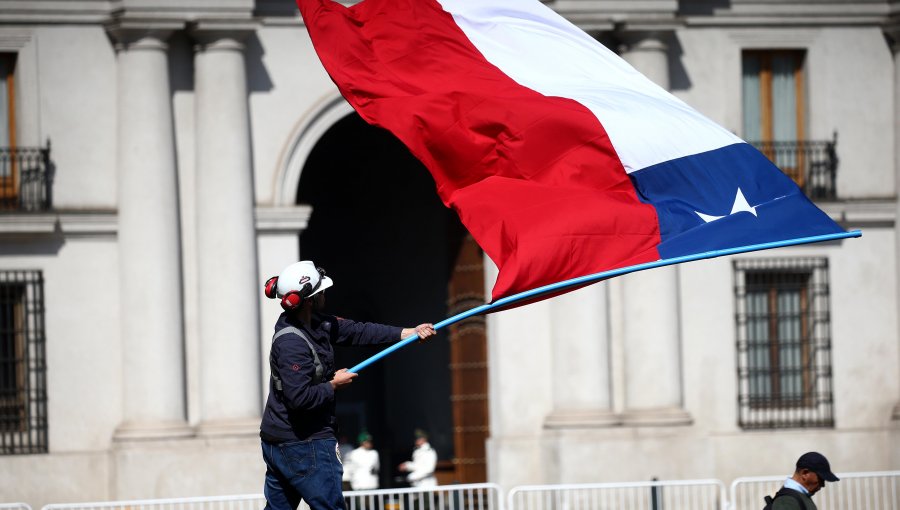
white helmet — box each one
[264,260,334,310]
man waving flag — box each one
[295,0,858,308]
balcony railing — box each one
[749,135,837,201]
[0,142,52,212]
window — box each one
[0,270,47,454]
[0,53,16,204]
[742,50,807,187]
[734,258,833,429]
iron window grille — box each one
[734,258,833,429]
[0,270,47,454]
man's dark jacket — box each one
[771,487,816,510]
[260,311,401,443]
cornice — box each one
[104,16,182,46]
[0,0,256,26]
[0,1,111,24]
[549,0,680,31]
[885,0,900,41]
[0,210,118,238]
[681,0,892,27]
[818,199,896,229]
[255,205,312,234]
[0,29,32,51]
[188,18,259,46]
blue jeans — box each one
[262,437,345,510]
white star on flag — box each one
[696,188,758,223]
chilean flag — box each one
[296,0,854,303]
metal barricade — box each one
[730,471,900,510]
[42,494,269,510]
[507,479,727,510]
[39,484,502,510]
[1,504,33,510]
[345,484,503,510]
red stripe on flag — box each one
[297,0,662,301]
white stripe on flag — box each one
[437,0,743,173]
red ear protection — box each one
[281,291,303,310]
[264,276,279,299]
[280,282,313,311]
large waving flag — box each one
[295,0,858,309]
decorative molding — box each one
[0,211,119,237]
[725,27,821,47]
[684,1,890,27]
[105,17,182,48]
[113,420,194,442]
[195,417,260,438]
[0,1,110,24]
[620,406,693,427]
[0,213,57,235]
[544,409,622,429]
[551,0,679,32]
[59,211,119,236]
[277,94,354,206]
[0,28,32,51]
[818,199,896,228]
[254,205,312,234]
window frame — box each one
[0,52,17,202]
[742,49,808,188]
[0,270,47,454]
[733,258,834,430]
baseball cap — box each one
[797,452,840,482]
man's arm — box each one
[331,317,435,346]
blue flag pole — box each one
[348,229,862,373]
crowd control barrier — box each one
[507,479,727,510]
[40,484,503,510]
[36,471,900,510]
[730,471,900,510]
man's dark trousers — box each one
[262,437,345,510]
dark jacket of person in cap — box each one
[772,452,839,510]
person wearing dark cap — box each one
[767,451,840,510]
[344,431,380,490]
[398,428,437,487]
[259,261,436,510]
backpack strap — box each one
[772,487,809,510]
[270,326,324,392]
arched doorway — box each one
[296,112,489,485]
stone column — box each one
[618,30,671,89]
[192,24,262,436]
[619,268,691,425]
[544,284,618,428]
[618,30,691,426]
[109,26,191,439]
[889,29,900,422]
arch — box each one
[275,93,354,206]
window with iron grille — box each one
[734,258,833,429]
[0,270,47,454]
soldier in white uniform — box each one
[398,429,437,487]
[344,432,380,490]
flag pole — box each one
[348,229,862,373]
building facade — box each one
[0,0,897,507]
